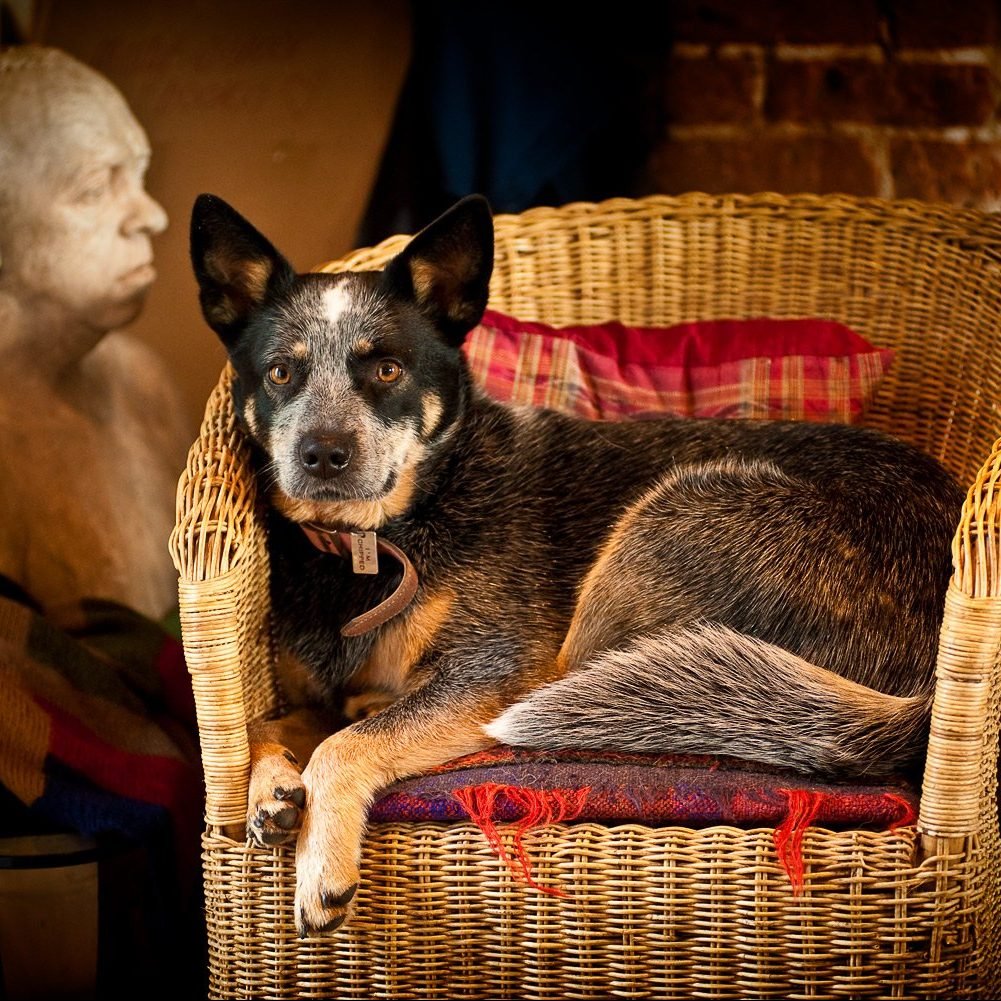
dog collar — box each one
[300,523,419,638]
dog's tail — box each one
[486,623,933,778]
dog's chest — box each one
[349,587,456,695]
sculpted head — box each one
[0,46,168,333]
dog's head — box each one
[190,194,494,529]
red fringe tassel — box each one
[453,783,590,897]
[458,783,916,899]
[773,789,826,894]
[773,789,917,893]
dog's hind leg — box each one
[489,456,941,778]
[487,622,932,778]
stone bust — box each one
[0,46,190,619]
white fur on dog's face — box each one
[241,273,439,529]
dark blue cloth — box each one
[358,2,668,243]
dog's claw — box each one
[321,883,358,909]
[272,785,306,809]
[296,873,360,936]
[297,899,352,937]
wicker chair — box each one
[171,193,1001,1000]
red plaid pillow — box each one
[463,310,894,423]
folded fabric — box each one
[370,747,918,894]
[0,580,201,873]
[464,309,894,423]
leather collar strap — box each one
[300,523,419,638]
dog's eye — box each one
[268,364,292,386]
[376,360,403,384]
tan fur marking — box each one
[557,487,651,673]
[271,452,424,531]
[240,257,274,301]
[409,259,437,305]
[342,690,397,721]
[203,249,234,285]
[354,589,455,695]
[291,342,308,360]
[353,338,374,355]
[204,250,272,301]
[276,650,326,707]
[248,710,329,778]
[421,393,444,437]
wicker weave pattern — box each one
[201,825,978,1000]
[172,193,1001,999]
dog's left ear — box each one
[190,193,297,346]
[382,195,494,346]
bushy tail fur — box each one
[486,623,932,778]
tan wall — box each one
[36,0,410,429]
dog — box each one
[190,192,963,937]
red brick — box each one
[663,55,760,124]
[891,0,999,48]
[888,62,998,127]
[766,59,883,123]
[766,59,998,127]
[644,134,884,196]
[891,139,1001,208]
[669,0,881,44]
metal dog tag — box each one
[351,531,379,574]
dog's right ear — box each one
[190,194,296,345]
[381,194,494,346]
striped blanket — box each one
[0,576,200,868]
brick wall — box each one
[641,0,1001,209]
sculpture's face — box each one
[2,82,168,332]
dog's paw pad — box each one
[248,781,306,848]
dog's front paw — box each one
[293,804,362,937]
[247,749,306,847]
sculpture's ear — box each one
[381,195,494,346]
[190,194,296,345]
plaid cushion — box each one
[464,310,894,423]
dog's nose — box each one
[299,433,353,479]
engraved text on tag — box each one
[351,531,379,574]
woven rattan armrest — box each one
[919,435,1001,848]
[171,368,268,828]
